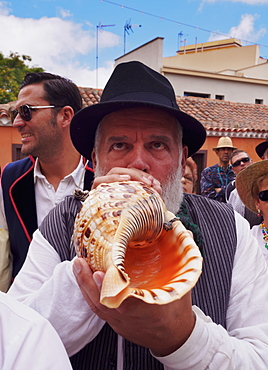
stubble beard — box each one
[21,116,61,158]
[94,162,183,215]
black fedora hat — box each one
[256,137,268,158]
[70,61,206,160]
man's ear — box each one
[92,149,97,169]
[59,106,74,128]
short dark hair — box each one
[230,149,249,162]
[20,72,82,113]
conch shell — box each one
[73,181,202,308]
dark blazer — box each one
[1,156,94,278]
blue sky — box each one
[1,0,268,88]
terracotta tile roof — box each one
[176,96,268,135]
[79,88,268,136]
[79,88,102,108]
[1,89,267,136]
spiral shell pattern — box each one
[73,181,202,308]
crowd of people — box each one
[1,60,268,369]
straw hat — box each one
[236,160,268,213]
[255,137,268,159]
[213,137,237,151]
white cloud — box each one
[0,1,11,15]
[208,13,266,43]
[0,12,120,88]
[58,7,73,19]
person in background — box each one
[181,157,198,194]
[0,291,72,369]
[230,149,252,176]
[256,137,268,160]
[236,160,268,263]
[226,150,261,228]
[8,61,268,369]
[0,72,94,292]
[200,136,236,202]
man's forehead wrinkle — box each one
[107,135,129,142]
[149,134,172,143]
[106,133,173,144]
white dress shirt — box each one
[0,156,86,292]
[0,291,72,369]
[34,157,85,226]
[251,224,268,265]
[0,157,85,229]
[8,212,268,369]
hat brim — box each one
[212,146,237,150]
[236,160,268,213]
[256,141,268,158]
[70,100,206,160]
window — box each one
[12,144,26,161]
[184,92,210,98]
[255,99,263,105]
[215,95,224,100]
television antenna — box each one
[124,19,142,54]
[96,22,115,88]
[178,31,188,51]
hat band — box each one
[101,91,178,109]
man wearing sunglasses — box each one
[226,150,261,227]
[0,72,94,291]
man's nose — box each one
[126,148,150,172]
[12,114,25,128]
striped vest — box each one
[40,193,237,369]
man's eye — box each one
[111,143,125,150]
[152,142,165,149]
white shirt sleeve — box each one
[0,185,11,293]
[0,291,72,370]
[154,212,268,369]
[0,184,8,230]
[8,229,105,357]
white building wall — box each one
[163,44,261,73]
[166,73,268,104]
[115,37,163,73]
[115,37,268,104]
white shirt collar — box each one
[33,157,84,188]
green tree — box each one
[0,52,44,104]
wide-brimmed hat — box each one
[70,61,206,160]
[256,137,268,159]
[213,136,237,151]
[236,160,268,213]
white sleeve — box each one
[8,229,105,357]
[154,212,268,369]
[0,292,72,370]
[0,185,8,230]
[0,185,11,292]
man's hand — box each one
[73,257,195,357]
[92,167,162,196]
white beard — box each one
[94,162,183,215]
[161,166,183,215]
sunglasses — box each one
[10,104,63,124]
[232,157,250,168]
[182,175,194,183]
[259,190,268,202]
